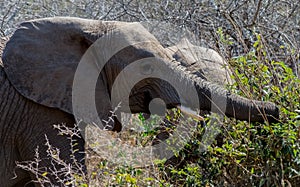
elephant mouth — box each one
[128,88,203,121]
[128,100,203,121]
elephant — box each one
[0,17,279,186]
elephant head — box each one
[3,17,278,130]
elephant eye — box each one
[140,63,154,75]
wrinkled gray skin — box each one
[165,38,233,86]
[0,17,279,186]
[1,37,85,186]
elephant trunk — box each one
[224,92,279,122]
[177,69,279,123]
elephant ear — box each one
[2,17,124,114]
[166,38,233,85]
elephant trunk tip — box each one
[226,95,280,123]
[255,101,280,123]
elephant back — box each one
[166,38,233,86]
